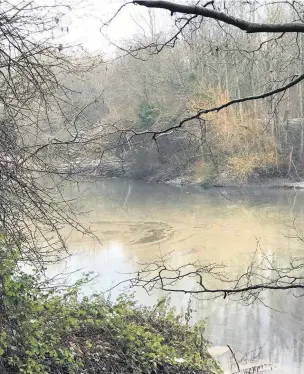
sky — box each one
[56,0,272,57]
[60,0,170,55]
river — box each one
[49,178,304,374]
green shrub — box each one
[136,102,160,132]
[0,243,222,374]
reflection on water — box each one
[49,178,304,373]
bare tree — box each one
[124,1,304,136]
[0,0,104,266]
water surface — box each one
[50,178,304,373]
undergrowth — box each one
[0,244,222,374]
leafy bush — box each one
[0,244,222,374]
[136,102,160,132]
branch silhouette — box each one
[134,0,304,33]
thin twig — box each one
[227,344,240,372]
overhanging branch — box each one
[133,0,304,33]
[137,73,304,139]
[125,252,304,303]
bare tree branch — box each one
[133,0,304,33]
[227,344,240,373]
[133,72,304,139]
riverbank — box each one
[57,157,304,190]
[164,176,304,189]
[61,162,304,190]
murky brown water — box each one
[49,178,304,373]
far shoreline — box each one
[163,176,304,190]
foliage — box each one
[186,160,218,184]
[226,152,277,182]
[0,244,222,374]
[188,88,278,182]
[136,102,160,132]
